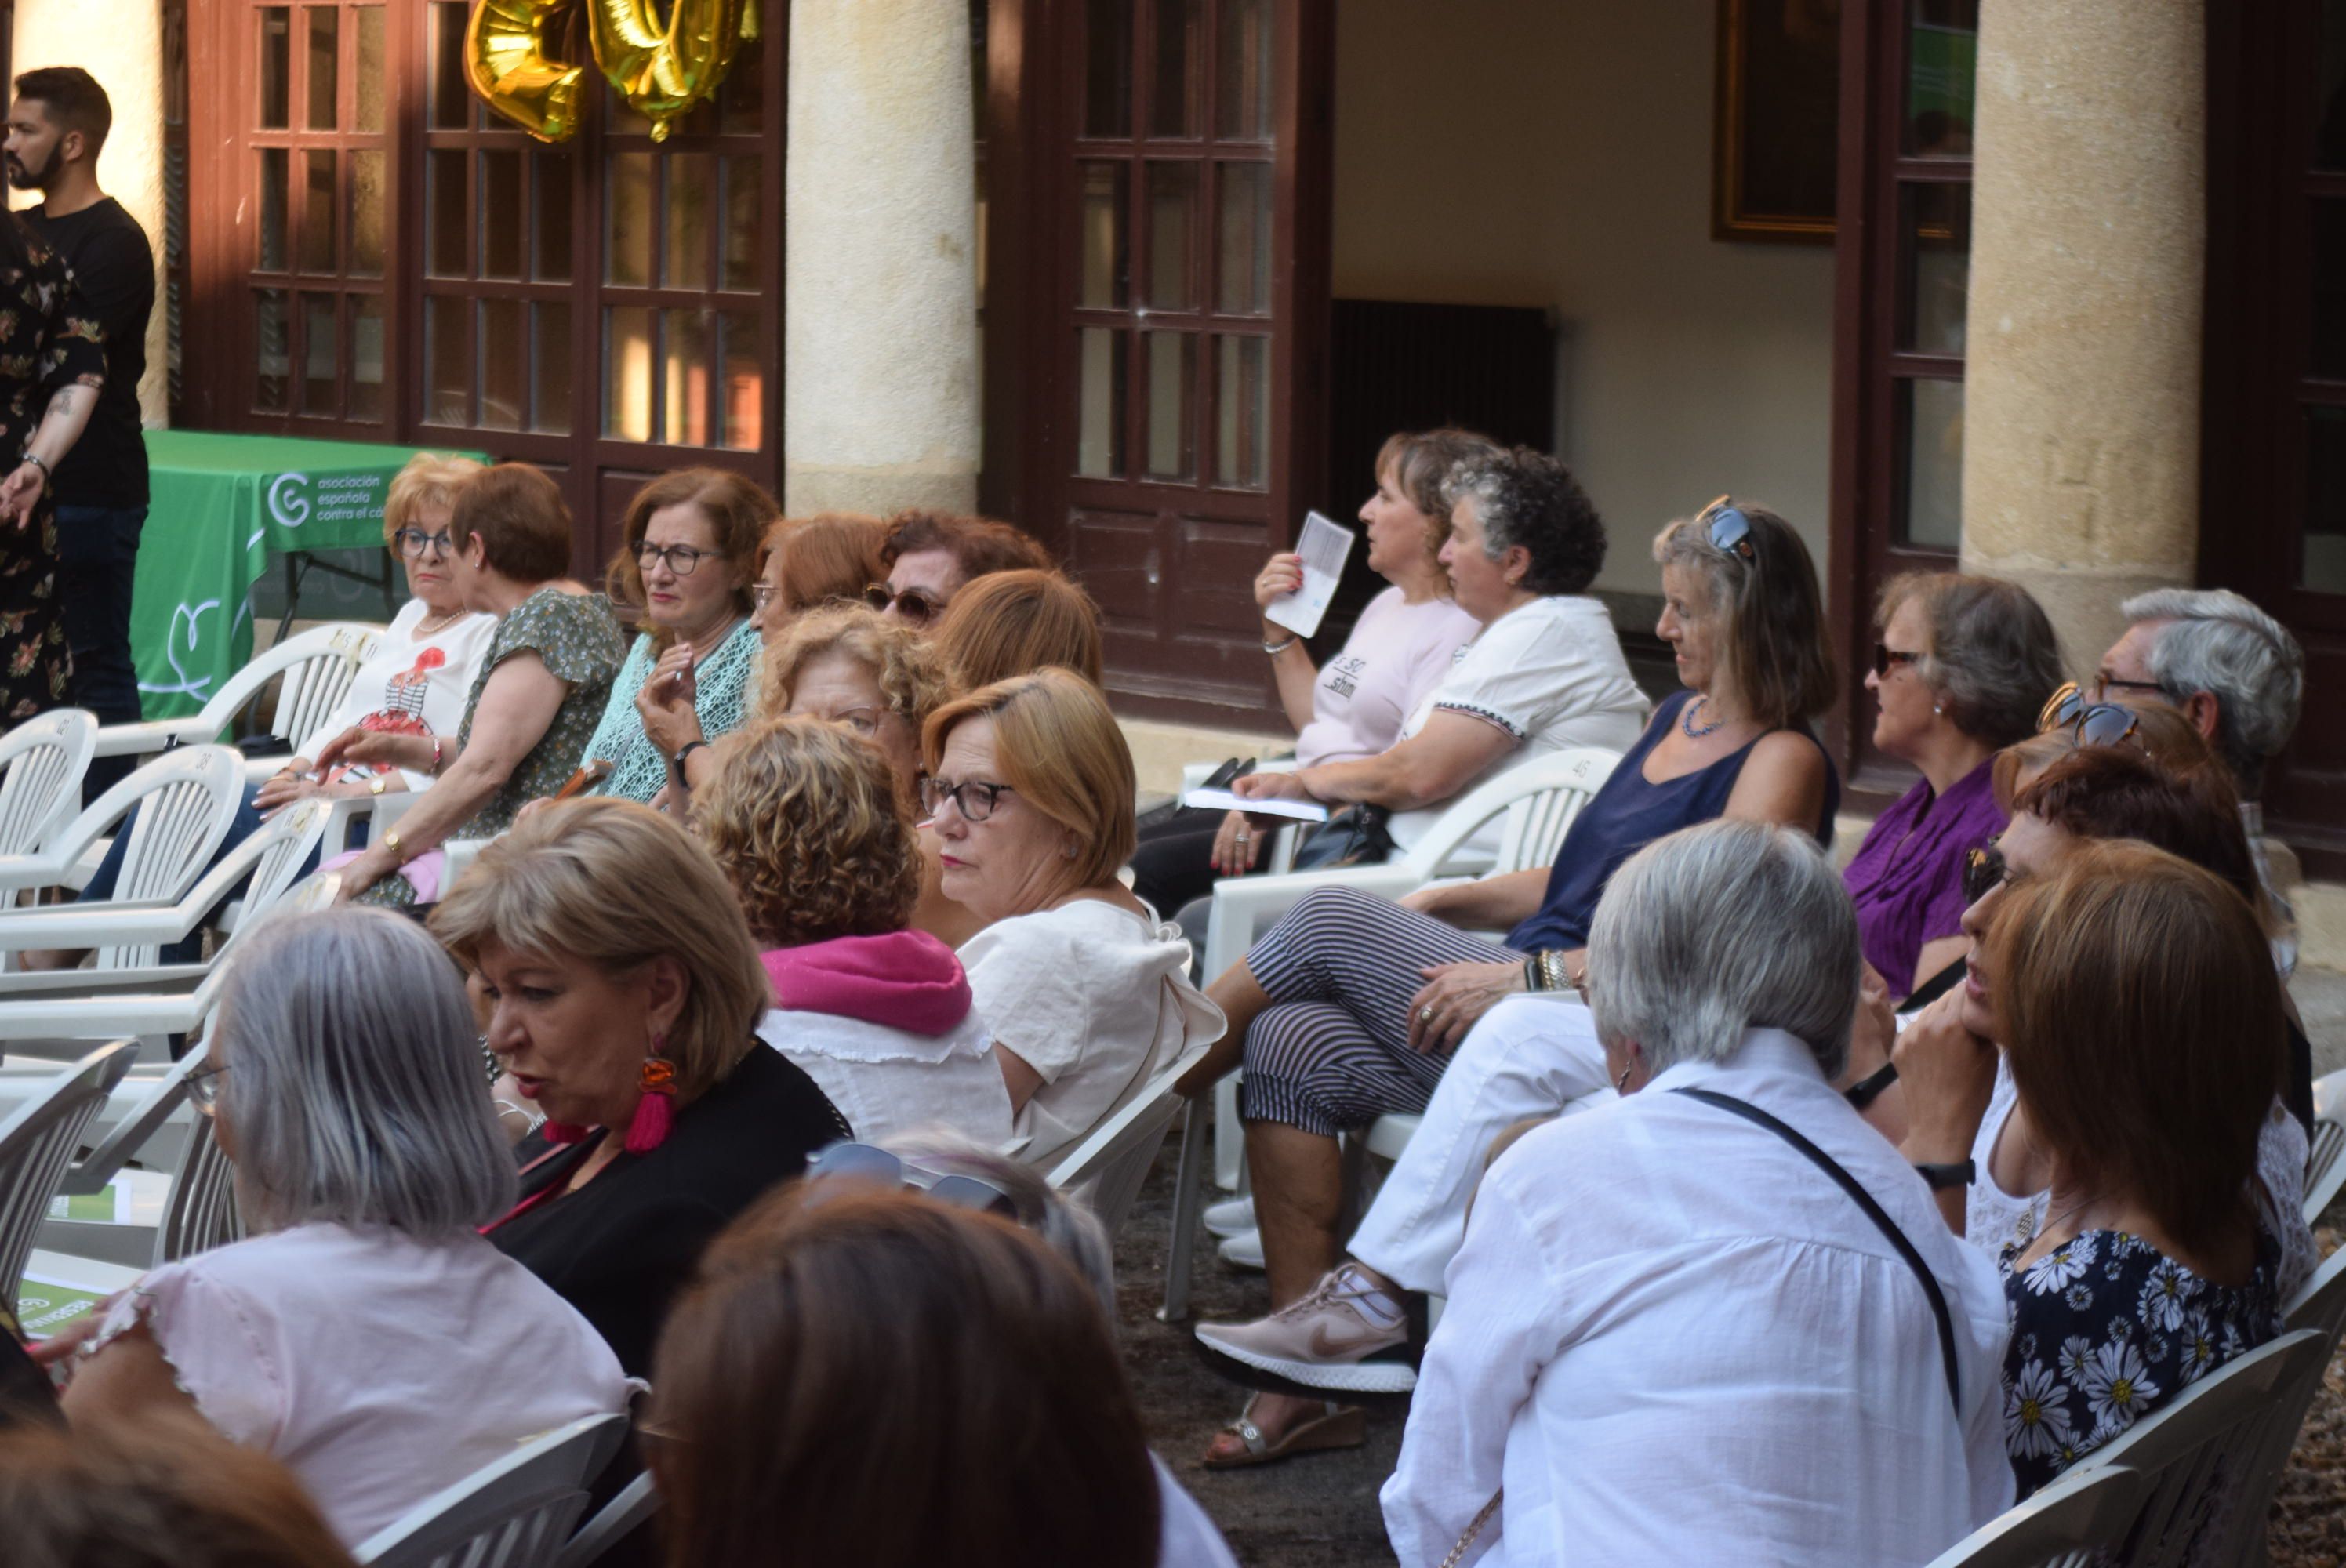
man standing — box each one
[5,67,154,773]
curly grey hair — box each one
[1879,572,2064,747]
[1440,447,1607,596]
[2120,588,2304,793]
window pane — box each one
[606,81,652,136]
[2315,200,2346,379]
[428,2,470,129]
[721,156,761,291]
[258,7,291,129]
[481,149,523,279]
[1145,331,1194,479]
[354,6,387,132]
[532,302,572,434]
[663,309,714,445]
[1144,162,1197,310]
[1153,0,1197,138]
[1215,333,1269,489]
[721,310,762,449]
[301,292,337,412]
[349,293,384,422]
[257,148,289,271]
[606,306,654,441]
[1076,327,1127,477]
[608,152,654,286]
[1079,162,1128,308]
[300,149,336,271]
[1215,0,1272,140]
[1084,0,1132,138]
[1216,162,1271,315]
[427,150,467,278]
[534,147,574,281]
[665,152,714,291]
[2305,406,2346,592]
[719,29,764,134]
[1905,0,1980,157]
[1898,377,1965,548]
[306,7,339,129]
[256,289,289,409]
[349,149,387,278]
[1899,180,1970,355]
[479,298,524,431]
[424,295,468,424]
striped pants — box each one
[1240,887,1521,1138]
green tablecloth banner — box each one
[133,431,485,720]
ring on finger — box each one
[1418,1005,1435,1023]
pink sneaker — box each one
[1193,1264,1418,1396]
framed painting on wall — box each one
[1712,0,1842,241]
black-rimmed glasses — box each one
[863,583,945,625]
[1872,643,1921,679]
[2090,672,2167,703]
[919,775,1013,822]
[1698,495,1756,564]
[637,541,717,576]
[394,527,454,560]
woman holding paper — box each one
[1127,429,1494,919]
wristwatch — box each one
[1912,1159,1976,1191]
[383,830,405,860]
[674,739,710,781]
[368,775,389,796]
[1843,1060,1900,1112]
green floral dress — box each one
[0,228,105,728]
[579,615,761,804]
[356,589,626,907]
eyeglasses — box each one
[393,527,455,560]
[919,775,1013,822]
[2090,672,2167,703]
[1697,495,1756,564]
[2036,681,2144,750]
[863,583,944,626]
[637,540,718,576]
[751,583,778,610]
[1962,839,2006,906]
[804,1141,1017,1218]
[185,1060,230,1115]
[1872,643,1922,679]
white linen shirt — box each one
[1383,1029,2014,1568]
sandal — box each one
[1200,1393,1366,1470]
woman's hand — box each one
[1252,552,1305,615]
[1404,960,1525,1056]
[634,643,705,760]
[311,724,414,775]
[0,460,46,529]
[1836,961,1896,1091]
[330,844,398,906]
[252,765,320,812]
[1209,809,1273,875]
[1891,988,1999,1160]
[24,1299,111,1367]
[1230,770,1313,804]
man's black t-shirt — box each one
[23,197,154,506]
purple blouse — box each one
[1843,760,2006,998]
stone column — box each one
[10,0,169,426]
[784,0,979,516]
[1958,0,2203,670]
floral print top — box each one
[1999,1225,2282,1497]
[579,615,759,804]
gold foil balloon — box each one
[589,0,758,140]
[465,0,588,143]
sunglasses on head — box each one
[2036,681,2144,750]
[1698,495,1756,564]
[1962,839,2006,906]
[804,1141,1017,1218]
[863,583,943,625]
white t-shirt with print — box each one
[1293,586,1480,769]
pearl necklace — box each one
[414,607,467,637]
[1680,695,1728,739]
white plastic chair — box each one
[1046,1040,1211,1240]
[2283,1240,2346,1341]
[2069,1327,2333,1568]
[2303,1067,2346,1225]
[34,1036,243,1269]
[0,1038,136,1308]
[355,1412,630,1568]
[550,1472,656,1568]
[1918,1461,2150,1568]
[91,621,383,764]
[0,741,245,941]
[0,709,95,857]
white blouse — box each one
[754,1007,1014,1149]
[296,599,497,791]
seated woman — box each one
[928,567,1105,688]
[1920,840,2287,1496]
[1382,822,2013,1566]
[699,715,1011,1148]
[647,510,888,794]
[758,604,974,945]
[325,463,626,907]
[431,797,849,1374]
[648,1184,1159,1568]
[1129,429,1488,917]
[926,669,1226,1169]
[1187,496,1839,1465]
[578,469,769,804]
[57,909,634,1548]
[1222,445,1647,872]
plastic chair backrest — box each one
[2304,1067,2346,1225]
[1394,746,1621,883]
[155,1104,242,1266]
[0,1039,136,1306]
[0,709,94,857]
[354,1413,628,1568]
[549,1472,656,1568]
[201,622,383,748]
[1918,1462,2150,1568]
[1047,1040,1212,1238]
[2283,1242,2346,1341]
[85,748,251,971]
[2075,1327,2333,1568]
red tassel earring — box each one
[623,1032,677,1154]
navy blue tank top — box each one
[1507,689,1841,953]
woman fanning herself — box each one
[1187,496,1839,1468]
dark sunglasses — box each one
[804,1141,1017,1218]
[2036,681,2144,750]
[863,583,944,625]
[1698,495,1756,564]
[1962,839,2006,906]
[1872,643,1921,679]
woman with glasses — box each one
[924,669,1226,1168]
[54,909,634,1548]
[569,468,771,804]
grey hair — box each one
[1585,819,1860,1080]
[882,1130,1116,1323]
[1879,572,2065,747]
[2121,588,2304,793]
[216,907,516,1234]
[1440,447,1607,596]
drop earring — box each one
[623,1030,678,1154]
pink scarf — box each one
[760,931,973,1036]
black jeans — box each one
[56,503,147,800]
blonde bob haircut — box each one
[381,452,484,548]
[699,716,924,949]
[760,603,955,734]
[430,798,768,1100]
[921,668,1136,890]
